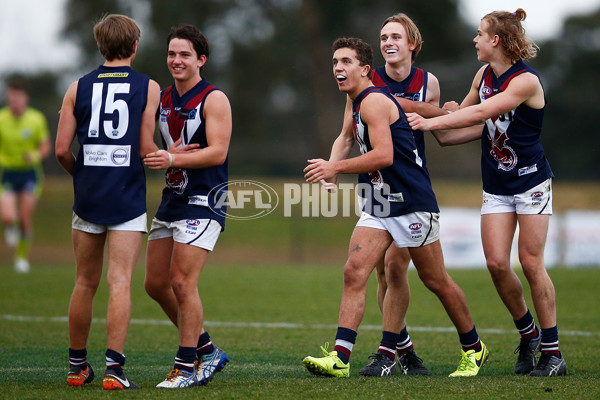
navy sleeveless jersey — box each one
[352,86,439,217]
[155,79,228,230]
[372,66,428,167]
[72,65,149,224]
[478,60,553,195]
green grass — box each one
[1,263,599,399]
[1,176,599,398]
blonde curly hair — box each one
[482,8,539,62]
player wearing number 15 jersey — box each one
[56,14,160,390]
[69,65,150,223]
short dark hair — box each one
[332,37,373,78]
[7,77,28,93]
[167,24,210,64]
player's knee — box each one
[421,276,443,293]
[144,277,167,300]
[486,256,510,277]
[417,270,447,294]
[384,265,406,286]
[343,261,369,289]
[519,258,547,284]
[170,277,194,301]
[518,254,542,272]
[75,276,101,294]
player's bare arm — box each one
[459,65,486,109]
[146,90,232,170]
[329,95,356,162]
[139,79,160,158]
[55,82,79,176]
[305,93,394,183]
[392,73,443,118]
[408,72,539,132]
[419,66,485,146]
[426,72,441,106]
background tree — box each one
[2,0,596,180]
[534,9,600,180]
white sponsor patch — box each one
[518,164,538,176]
[188,195,209,207]
[388,192,404,202]
[83,144,130,167]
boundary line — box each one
[2,314,597,337]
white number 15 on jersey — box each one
[88,82,130,139]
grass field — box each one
[1,263,600,399]
[1,177,599,399]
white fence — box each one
[438,208,600,268]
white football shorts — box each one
[356,211,440,248]
[72,212,148,233]
[481,178,553,215]
[148,218,221,251]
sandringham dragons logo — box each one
[166,168,188,195]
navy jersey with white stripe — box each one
[372,66,429,167]
[352,86,439,217]
[155,79,228,230]
[72,65,149,224]
[478,60,553,195]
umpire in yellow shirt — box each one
[0,78,51,272]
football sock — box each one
[105,348,126,374]
[69,347,87,369]
[379,331,400,360]
[540,326,561,357]
[196,331,215,357]
[396,327,414,355]
[334,327,357,364]
[4,224,19,247]
[16,234,31,260]
[514,309,540,340]
[458,326,482,352]
[174,346,196,372]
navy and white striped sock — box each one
[175,346,196,372]
[105,348,126,374]
[540,326,560,357]
[379,331,400,360]
[197,331,215,357]
[69,348,87,370]
[396,327,414,355]
[334,327,357,364]
[514,310,539,340]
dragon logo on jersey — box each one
[369,171,384,190]
[488,128,517,171]
[166,167,188,195]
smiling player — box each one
[302,37,488,378]
[143,24,232,389]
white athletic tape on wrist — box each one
[157,149,173,168]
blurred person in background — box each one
[0,78,51,273]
